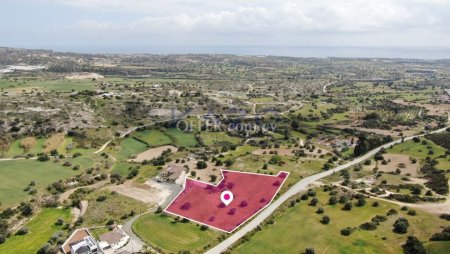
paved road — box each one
[204,126,449,254]
[121,212,149,253]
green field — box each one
[388,138,450,170]
[200,132,241,146]
[232,189,449,254]
[0,78,99,92]
[0,159,83,207]
[111,161,136,176]
[112,137,148,161]
[133,130,173,147]
[133,213,219,253]
[0,208,71,254]
[4,137,46,157]
[164,128,198,147]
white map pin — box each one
[220,190,234,206]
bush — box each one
[340,227,354,236]
[372,201,379,207]
[387,209,398,216]
[316,207,324,214]
[430,226,450,241]
[371,215,387,223]
[393,217,409,234]
[16,226,28,235]
[305,248,315,254]
[343,202,352,211]
[328,196,337,205]
[359,222,377,231]
[402,236,426,254]
[196,161,208,169]
[96,196,107,202]
[407,209,416,216]
[309,198,318,206]
[320,215,330,225]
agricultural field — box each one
[1,48,450,254]
[133,129,173,147]
[0,208,71,254]
[0,159,84,207]
[164,128,198,147]
[200,132,242,146]
[133,213,220,253]
[231,188,450,254]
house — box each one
[99,225,130,250]
[61,228,104,254]
[157,164,185,183]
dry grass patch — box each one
[44,133,65,152]
[20,137,36,151]
[130,145,178,163]
[377,154,419,177]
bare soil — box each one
[130,145,178,163]
[377,153,419,177]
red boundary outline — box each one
[163,169,290,233]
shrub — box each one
[309,198,318,206]
[387,209,398,216]
[393,217,409,234]
[196,161,208,169]
[328,196,337,205]
[402,236,426,254]
[371,215,387,223]
[96,196,107,202]
[320,215,330,225]
[16,226,29,235]
[372,201,379,207]
[343,202,352,211]
[340,227,354,236]
[316,207,324,214]
[407,210,416,216]
[359,222,377,231]
[430,226,450,241]
[305,248,315,254]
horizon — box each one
[1,0,450,59]
[4,45,450,60]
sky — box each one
[1,0,450,57]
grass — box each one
[388,139,447,160]
[111,161,137,177]
[0,208,71,254]
[82,190,148,226]
[0,78,99,92]
[164,128,198,147]
[133,213,220,253]
[0,159,83,208]
[232,189,449,254]
[113,137,148,161]
[133,130,173,147]
[426,241,450,254]
[200,132,242,146]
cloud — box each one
[69,0,448,35]
[3,0,450,49]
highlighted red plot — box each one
[165,170,289,233]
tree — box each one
[309,198,318,206]
[402,236,426,254]
[197,160,207,169]
[356,196,366,207]
[328,196,338,205]
[393,217,409,234]
[343,202,352,211]
[321,215,330,224]
[305,248,315,254]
